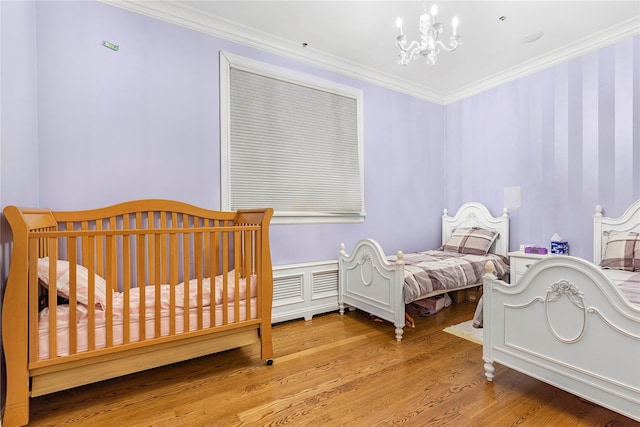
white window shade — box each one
[220,52,365,224]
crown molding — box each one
[100,0,448,104]
[444,16,640,104]
[101,1,639,106]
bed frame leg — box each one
[484,359,495,382]
[394,326,404,342]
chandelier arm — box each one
[434,39,459,52]
[398,39,423,53]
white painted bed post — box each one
[482,261,496,381]
[392,251,405,342]
[338,243,347,316]
[593,204,604,264]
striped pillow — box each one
[442,227,498,256]
[600,231,638,272]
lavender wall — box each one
[32,1,446,266]
[445,36,640,261]
[0,3,39,215]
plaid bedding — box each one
[387,250,510,304]
[600,231,639,271]
[605,270,640,306]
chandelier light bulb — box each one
[395,2,462,66]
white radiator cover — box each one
[272,260,339,323]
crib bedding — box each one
[38,272,257,359]
[602,269,640,306]
[387,250,510,304]
[39,299,256,359]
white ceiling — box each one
[107,1,640,104]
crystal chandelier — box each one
[395,3,461,66]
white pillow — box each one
[37,257,108,309]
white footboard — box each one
[483,256,640,422]
[339,239,406,341]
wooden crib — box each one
[2,199,274,427]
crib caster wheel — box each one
[266,359,274,366]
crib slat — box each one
[160,211,168,285]
[154,232,162,338]
[169,212,178,336]
[244,229,252,319]
[209,227,217,325]
[86,237,96,351]
[105,230,115,348]
[67,235,78,356]
[206,221,214,326]
[123,214,131,344]
[195,226,204,329]
[222,231,229,325]
[136,212,146,341]
[204,219,211,278]
[148,211,155,286]
[182,213,190,333]
[81,221,89,271]
[96,219,104,279]
[243,229,250,279]
[234,231,241,323]
[215,220,224,275]
[109,217,118,294]
[47,240,58,359]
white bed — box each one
[339,202,509,341]
[482,199,640,422]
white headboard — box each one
[593,199,640,265]
[442,202,510,257]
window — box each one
[220,52,364,224]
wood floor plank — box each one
[26,301,638,426]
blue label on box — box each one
[551,241,568,254]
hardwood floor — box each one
[27,301,638,426]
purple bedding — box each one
[387,250,510,304]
